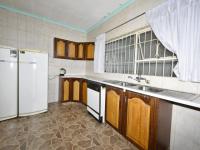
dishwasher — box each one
[87,80,105,123]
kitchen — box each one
[0,0,200,150]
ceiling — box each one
[0,0,135,33]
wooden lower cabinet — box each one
[63,79,70,102]
[59,77,88,104]
[124,91,158,150]
[72,79,81,101]
[81,80,87,105]
[105,86,164,150]
[59,78,71,102]
[105,86,124,132]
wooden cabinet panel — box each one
[77,43,84,59]
[86,43,94,60]
[73,80,80,101]
[82,80,87,105]
[106,90,120,128]
[126,97,150,150]
[67,42,76,59]
[63,80,70,101]
[106,86,123,131]
[125,91,158,150]
[54,38,66,58]
[72,78,81,101]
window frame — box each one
[104,27,178,77]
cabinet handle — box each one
[125,96,127,103]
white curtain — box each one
[94,33,106,73]
[146,0,200,82]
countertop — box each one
[61,75,200,109]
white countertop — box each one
[61,75,200,109]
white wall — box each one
[0,8,87,103]
[86,0,200,95]
[170,105,200,150]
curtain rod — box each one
[105,12,145,34]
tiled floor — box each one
[0,102,138,150]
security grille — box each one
[105,28,178,77]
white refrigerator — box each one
[0,47,48,121]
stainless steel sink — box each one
[103,80,137,87]
[137,86,163,93]
[116,82,137,87]
[103,80,121,84]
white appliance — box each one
[87,80,105,122]
[0,47,48,121]
[19,50,48,116]
[0,48,18,121]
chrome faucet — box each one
[128,76,133,79]
[135,74,150,84]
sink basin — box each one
[103,80,136,87]
[116,82,137,87]
[103,80,121,84]
[138,86,163,93]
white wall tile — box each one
[0,8,87,102]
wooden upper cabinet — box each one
[85,43,95,60]
[72,79,81,101]
[125,91,158,150]
[77,43,85,59]
[54,38,66,58]
[81,80,87,105]
[54,37,94,60]
[106,86,123,131]
[67,41,77,59]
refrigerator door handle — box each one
[10,50,17,57]
[0,60,17,63]
[19,61,37,64]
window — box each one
[105,34,135,74]
[105,28,178,77]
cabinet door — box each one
[63,79,70,102]
[77,43,85,59]
[82,80,87,105]
[125,92,157,150]
[106,86,123,131]
[86,43,94,60]
[126,97,150,150]
[54,38,66,58]
[72,79,80,101]
[67,41,77,59]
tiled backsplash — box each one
[86,61,200,94]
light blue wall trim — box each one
[0,4,87,33]
[0,1,136,34]
[86,0,136,33]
